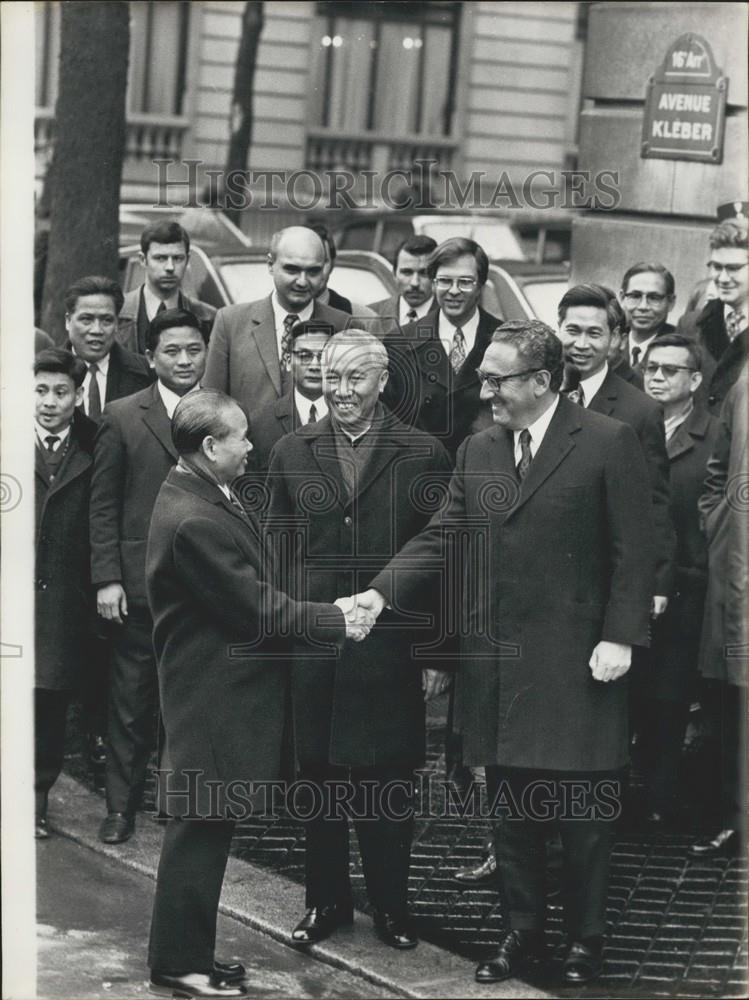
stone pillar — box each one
[572,2,748,316]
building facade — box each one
[35,1,584,204]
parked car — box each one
[324,208,576,266]
[119,243,397,310]
[119,204,568,326]
[483,262,569,328]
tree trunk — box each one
[40,2,129,342]
[222,1,264,225]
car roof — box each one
[119,204,252,254]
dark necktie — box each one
[88,363,102,420]
[157,301,167,315]
[516,428,533,481]
[44,434,60,453]
[449,326,466,373]
[281,314,298,368]
[406,309,417,323]
[308,402,318,424]
[227,487,246,515]
[577,384,586,407]
[631,345,641,367]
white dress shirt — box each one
[628,332,657,366]
[74,350,109,415]
[157,380,201,420]
[294,390,327,425]
[271,293,313,359]
[438,309,480,358]
[578,363,609,408]
[513,394,560,465]
[400,296,435,325]
[35,422,71,451]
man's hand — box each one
[352,588,388,618]
[589,641,631,682]
[651,595,668,618]
[97,583,128,625]
[334,596,376,642]
[422,669,452,701]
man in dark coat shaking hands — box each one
[354,321,656,987]
[145,389,369,998]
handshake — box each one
[333,589,387,642]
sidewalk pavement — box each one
[37,832,393,999]
[43,773,544,999]
[57,704,748,999]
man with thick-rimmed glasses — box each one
[677,208,749,413]
[356,319,657,986]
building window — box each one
[312,1,460,137]
[128,1,190,116]
[35,1,190,116]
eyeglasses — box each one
[706,261,748,275]
[622,291,668,305]
[476,368,544,392]
[643,362,696,378]
[291,349,324,364]
[434,276,478,292]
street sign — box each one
[642,34,727,163]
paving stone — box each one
[62,722,749,996]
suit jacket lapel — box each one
[40,434,91,502]
[141,383,179,461]
[588,368,618,417]
[251,296,282,396]
[699,299,730,362]
[35,441,52,487]
[504,397,580,519]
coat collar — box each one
[165,465,261,536]
[487,395,582,520]
[698,298,730,361]
[299,409,411,508]
[140,381,179,461]
[35,428,92,496]
[666,405,713,460]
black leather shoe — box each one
[475,929,541,982]
[372,910,418,949]
[454,850,496,885]
[291,904,353,945]
[689,828,742,858]
[99,812,134,844]
[35,815,51,840]
[562,938,603,984]
[213,962,244,982]
[150,970,247,997]
[89,734,107,768]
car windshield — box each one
[520,280,569,327]
[217,261,391,306]
[414,219,527,261]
